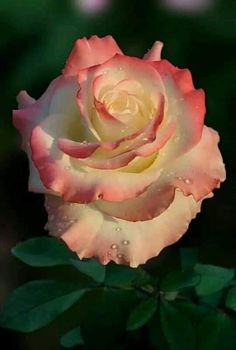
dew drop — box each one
[81,140,87,144]
[115,227,122,232]
[118,67,123,71]
[142,137,148,141]
[184,221,190,228]
[111,243,118,250]
[69,219,77,224]
[184,178,192,184]
[117,253,124,259]
[121,240,130,245]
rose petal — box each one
[63,35,123,77]
[144,41,164,61]
[58,139,100,158]
[96,183,175,221]
[167,126,226,201]
[94,126,225,221]
[77,54,166,141]
[152,60,205,153]
[13,76,86,195]
[75,109,175,170]
[58,96,175,171]
[45,190,210,267]
[173,68,194,94]
[30,121,163,203]
[16,91,35,109]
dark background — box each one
[0,0,235,349]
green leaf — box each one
[225,286,236,311]
[105,263,149,287]
[148,312,170,350]
[12,237,76,267]
[160,300,196,350]
[180,248,198,271]
[71,259,105,283]
[60,326,84,348]
[198,311,236,350]
[0,280,87,332]
[161,270,200,292]
[200,290,223,307]
[127,298,157,331]
[194,264,234,296]
[78,289,137,348]
[175,300,208,326]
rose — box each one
[13,35,225,267]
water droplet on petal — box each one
[167,171,174,177]
[111,243,118,250]
[121,240,130,245]
[118,67,123,71]
[142,137,148,141]
[117,253,124,259]
[69,219,78,224]
[82,140,87,144]
[115,227,122,232]
[184,178,192,184]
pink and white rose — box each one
[13,36,225,267]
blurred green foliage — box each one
[1,239,236,349]
[0,0,236,349]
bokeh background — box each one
[0,0,235,349]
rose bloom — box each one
[13,36,225,267]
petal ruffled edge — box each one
[45,189,211,267]
[63,35,123,77]
[144,41,163,61]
